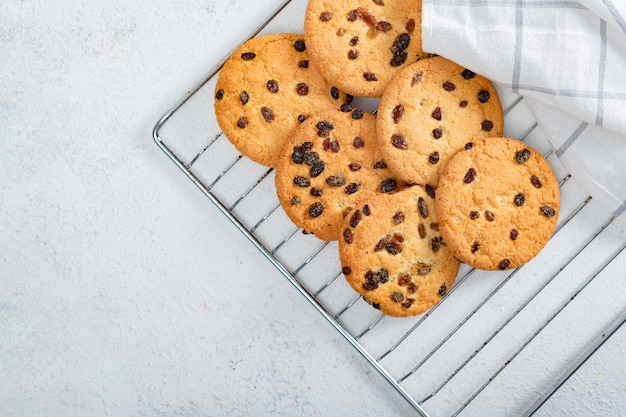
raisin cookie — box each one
[338,185,460,317]
[303,0,430,98]
[377,56,504,188]
[275,107,402,241]
[214,33,351,167]
[435,137,560,271]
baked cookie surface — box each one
[435,137,560,271]
[338,186,460,317]
[377,56,504,188]
[303,0,430,98]
[275,108,401,241]
[214,33,350,167]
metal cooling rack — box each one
[152,1,626,415]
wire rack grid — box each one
[152,1,626,415]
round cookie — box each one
[275,107,402,241]
[338,185,460,317]
[435,137,560,271]
[214,33,351,167]
[377,56,504,188]
[303,0,430,98]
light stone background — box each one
[1,1,624,416]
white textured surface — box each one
[1,1,625,416]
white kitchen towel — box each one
[421,0,626,226]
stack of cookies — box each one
[213,0,560,318]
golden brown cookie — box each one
[338,185,460,317]
[377,56,504,188]
[435,137,560,271]
[303,0,430,98]
[214,33,351,167]
[275,107,402,241]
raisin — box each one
[402,298,416,308]
[510,228,519,240]
[463,167,477,183]
[431,107,442,120]
[363,205,371,216]
[298,60,309,68]
[380,179,397,193]
[343,228,354,244]
[237,117,248,128]
[350,36,359,46]
[391,134,408,149]
[485,211,495,221]
[515,148,531,163]
[406,18,415,33]
[350,210,362,227]
[373,0,384,5]
[373,161,387,169]
[430,222,439,231]
[393,211,405,224]
[541,205,556,217]
[292,150,304,164]
[347,9,358,21]
[418,197,429,218]
[330,140,340,153]
[309,202,324,218]
[351,108,364,119]
[290,196,300,205]
[294,39,306,52]
[294,176,310,187]
[377,269,389,283]
[241,52,256,60]
[326,175,346,186]
[431,237,441,253]
[432,128,443,139]
[310,161,325,178]
[392,104,404,123]
[481,120,494,131]
[320,11,333,21]
[353,136,364,148]
[443,81,456,91]
[316,121,334,137]
[469,210,479,220]
[362,281,378,291]
[418,223,426,239]
[461,69,476,79]
[429,152,440,164]
[438,284,447,296]
[297,114,308,123]
[464,142,473,150]
[377,21,392,32]
[330,86,339,100]
[345,183,360,195]
[416,263,431,275]
[310,187,323,197]
[266,80,279,93]
[478,90,490,103]
[471,241,480,253]
[514,193,526,207]
[411,71,423,86]
[342,266,352,275]
[357,7,377,27]
[459,100,469,108]
[340,103,353,112]
[531,176,543,188]
[239,91,249,105]
[386,242,402,255]
[348,50,358,60]
[390,52,408,67]
[374,235,392,252]
[398,275,411,286]
[296,83,309,96]
[364,72,378,81]
[391,292,405,302]
[348,162,361,171]
[391,33,410,54]
[261,107,274,122]
[425,184,436,199]
[303,151,319,166]
[215,89,224,100]
[301,142,313,152]
[499,259,511,270]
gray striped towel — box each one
[422,0,626,227]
